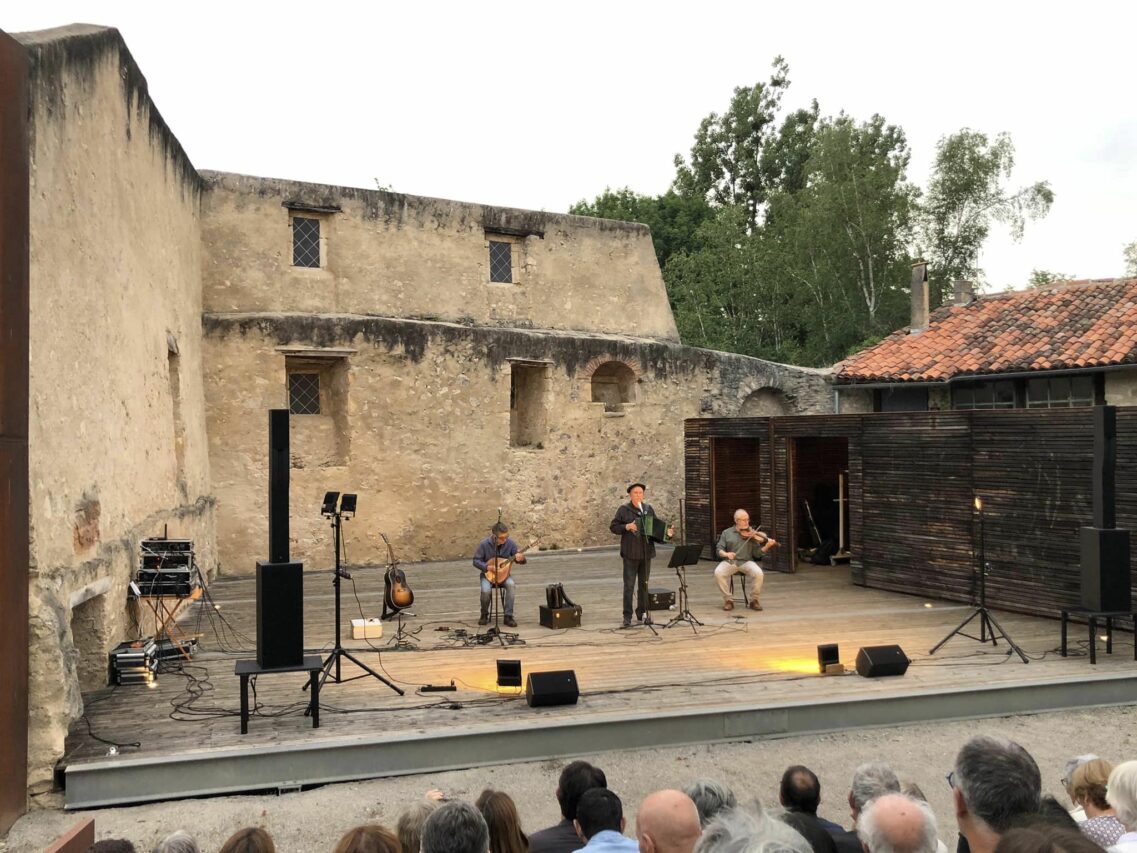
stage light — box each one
[340,493,357,516]
[974,496,983,511]
[321,491,340,516]
[496,659,522,688]
[817,643,840,674]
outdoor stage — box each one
[63,547,1137,809]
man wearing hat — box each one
[610,483,673,628]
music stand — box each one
[663,545,704,632]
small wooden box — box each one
[351,618,383,639]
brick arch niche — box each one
[590,360,637,412]
[740,386,788,416]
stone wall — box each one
[16,25,215,792]
[203,314,831,571]
[199,172,679,343]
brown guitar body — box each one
[484,558,513,587]
[388,568,414,608]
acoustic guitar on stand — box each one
[484,538,540,586]
[380,532,414,610]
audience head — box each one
[152,831,199,853]
[684,779,738,827]
[1061,754,1099,800]
[952,735,1041,837]
[218,827,275,853]
[398,798,441,853]
[88,842,136,853]
[850,762,901,819]
[423,801,490,853]
[557,760,609,821]
[994,826,1105,853]
[858,793,937,853]
[332,824,401,853]
[1069,758,1114,812]
[476,789,528,853]
[694,804,812,853]
[636,789,701,853]
[1106,760,1137,831]
[575,788,625,841]
[899,781,927,803]
[779,766,822,815]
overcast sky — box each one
[7,2,1136,289]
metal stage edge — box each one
[65,670,1137,809]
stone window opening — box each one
[70,586,112,692]
[284,352,353,467]
[167,335,186,490]
[291,216,322,268]
[740,387,789,416]
[591,361,636,413]
[509,361,549,448]
[487,232,522,284]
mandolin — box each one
[381,532,414,610]
[484,538,540,586]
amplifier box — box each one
[351,618,384,639]
[648,587,675,610]
[108,640,158,686]
[539,604,582,629]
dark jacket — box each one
[610,501,657,561]
[782,810,838,853]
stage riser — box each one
[64,672,1137,810]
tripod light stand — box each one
[311,492,403,696]
[929,495,1028,663]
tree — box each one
[765,114,917,364]
[568,188,713,269]
[920,130,1054,302]
[1124,241,1137,276]
[672,57,792,227]
[1028,269,1075,288]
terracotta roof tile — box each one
[834,278,1137,383]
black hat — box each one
[627,483,647,493]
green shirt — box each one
[717,526,764,562]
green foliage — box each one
[1028,269,1075,288]
[569,188,713,269]
[1124,241,1137,276]
[919,130,1054,302]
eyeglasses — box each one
[945,771,957,789]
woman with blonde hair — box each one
[332,824,401,853]
[1068,758,1124,847]
[476,789,528,853]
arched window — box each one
[740,387,788,416]
[591,361,636,412]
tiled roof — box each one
[833,278,1137,383]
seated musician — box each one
[473,522,526,627]
[714,509,777,612]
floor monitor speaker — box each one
[525,670,579,707]
[855,645,909,678]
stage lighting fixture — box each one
[496,659,522,688]
[339,493,357,516]
[321,491,340,516]
[817,643,840,674]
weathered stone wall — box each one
[199,172,680,343]
[203,314,831,571]
[16,25,215,792]
[1105,369,1137,407]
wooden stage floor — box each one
[64,547,1137,807]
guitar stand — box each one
[386,609,421,651]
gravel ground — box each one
[4,705,1136,853]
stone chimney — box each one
[910,260,929,333]
[952,279,976,306]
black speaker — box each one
[256,560,304,668]
[1080,527,1132,611]
[268,409,290,563]
[525,670,579,707]
[855,645,909,678]
[817,643,840,673]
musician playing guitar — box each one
[473,522,527,627]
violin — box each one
[381,533,414,610]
